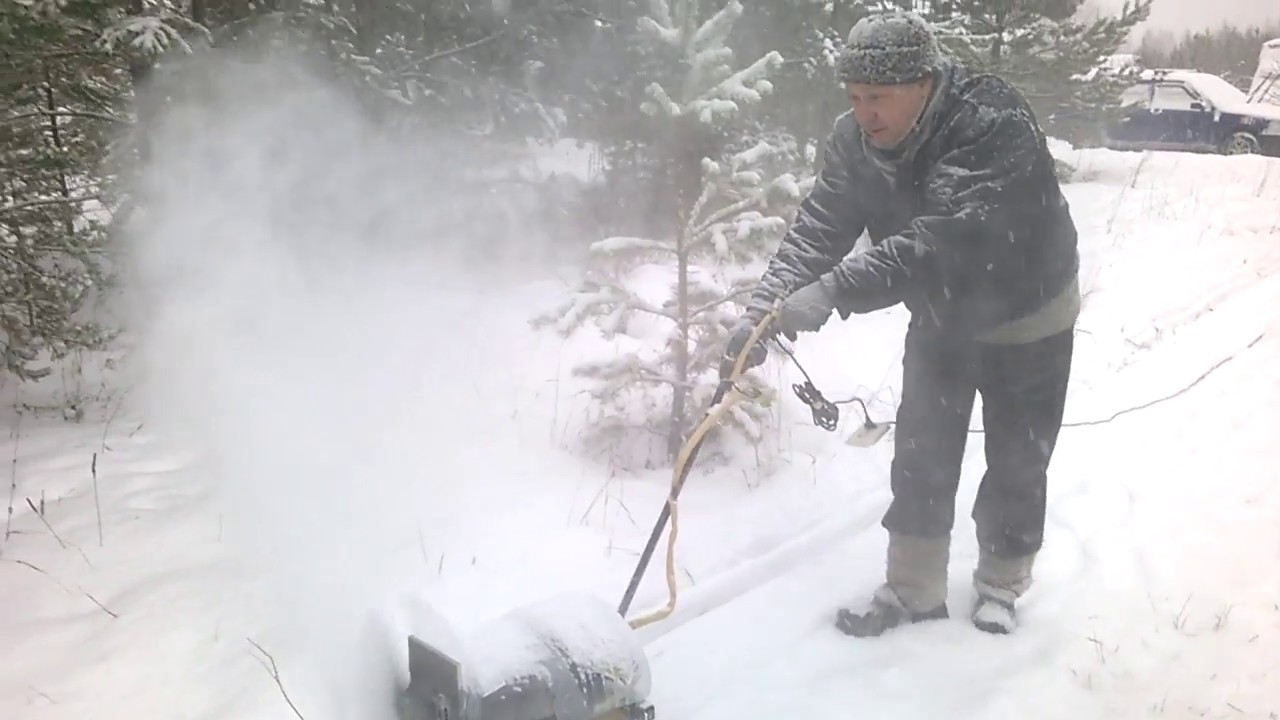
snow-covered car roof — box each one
[1135,69,1280,121]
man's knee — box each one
[973,466,1048,557]
[885,452,966,537]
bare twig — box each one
[25,498,66,549]
[1173,594,1192,632]
[418,31,504,66]
[246,638,307,719]
[23,497,93,568]
[27,686,55,704]
[1062,333,1264,429]
[5,558,69,590]
[6,412,20,544]
[1086,633,1107,664]
[81,589,118,618]
[3,558,117,618]
[91,453,103,546]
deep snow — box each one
[2,70,1280,719]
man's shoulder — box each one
[943,65,1038,129]
[934,64,1044,150]
[948,66,1025,105]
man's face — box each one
[845,77,934,148]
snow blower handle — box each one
[617,304,780,624]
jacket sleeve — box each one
[821,86,1042,318]
[745,117,867,318]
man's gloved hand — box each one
[721,314,769,379]
[721,279,838,380]
[774,279,837,341]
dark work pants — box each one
[881,319,1074,559]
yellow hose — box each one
[627,307,778,630]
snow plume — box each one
[115,47,570,717]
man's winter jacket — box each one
[746,61,1080,343]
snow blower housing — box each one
[396,594,655,720]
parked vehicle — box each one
[1103,69,1280,157]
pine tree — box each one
[533,0,810,470]
[916,0,1153,144]
[0,0,138,384]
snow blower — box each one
[395,304,890,720]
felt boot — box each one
[835,533,950,637]
[971,548,1036,634]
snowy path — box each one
[1,148,1279,720]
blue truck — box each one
[1103,69,1280,157]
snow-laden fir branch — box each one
[574,354,694,390]
[531,281,675,337]
[1,110,130,127]
[686,50,784,124]
[0,195,103,217]
[100,14,211,57]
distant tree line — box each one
[1136,20,1280,90]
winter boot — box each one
[835,533,950,638]
[971,549,1036,634]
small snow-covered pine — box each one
[531,0,811,470]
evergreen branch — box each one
[682,171,719,239]
[419,30,505,66]
[573,359,692,390]
[631,304,678,322]
[636,369,693,389]
[689,286,755,317]
[1,110,130,127]
[0,195,102,217]
[688,189,767,239]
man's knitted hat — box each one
[837,11,945,85]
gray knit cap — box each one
[837,11,944,85]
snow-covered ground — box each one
[3,107,1280,719]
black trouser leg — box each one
[881,322,979,540]
[972,328,1075,559]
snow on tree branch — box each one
[687,51,784,124]
[100,13,210,57]
[637,0,783,125]
[590,236,677,259]
[531,280,674,338]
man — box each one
[724,10,1080,637]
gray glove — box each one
[774,279,837,341]
[721,314,769,379]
